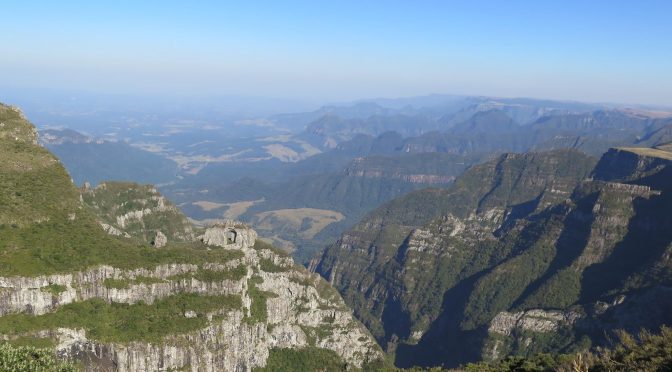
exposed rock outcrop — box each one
[0,235,382,371]
[152,231,167,248]
[592,147,672,189]
[100,223,131,238]
[200,221,257,250]
[488,309,582,337]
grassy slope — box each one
[81,181,195,243]
[0,294,241,343]
[0,104,243,276]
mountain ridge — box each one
[314,145,672,368]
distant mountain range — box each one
[4,96,672,370]
[32,95,672,262]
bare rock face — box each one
[0,263,243,316]
[488,309,581,337]
[315,147,672,366]
[313,150,597,347]
[152,231,167,248]
[0,228,382,371]
[200,221,257,250]
[99,223,131,238]
[484,309,582,360]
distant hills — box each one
[28,95,672,262]
[165,98,671,261]
[40,129,178,186]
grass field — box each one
[617,147,672,160]
[252,208,345,239]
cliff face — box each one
[0,236,381,371]
[341,153,475,185]
[591,147,672,189]
[314,150,596,347]
[477,148,672,361]
[0,103,382,371]
[315,146,672,368]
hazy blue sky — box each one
[2,0,671,105]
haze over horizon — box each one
[4,2,672,371]
[2,0,672,106]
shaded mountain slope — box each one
[315,144,672,368]
[314,150,597,346]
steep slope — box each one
[342,152,473,185]
[314,150,597,348]
[71,104,670,264]
[80,181,196,246]
[303,113,442,147]
[635,123,672,147]
[0,103,382,371]
[175,147,481,263]
[240,172,432,263]
[450,110,520,135]
[315,143,672,368]
[468,147,672,363]
[289,95,605,147]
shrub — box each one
[255,347,346,372]
[0,343,77,372]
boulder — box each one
[152,231,168,248]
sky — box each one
[2,0,672,105]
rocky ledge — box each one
[0,223,382,371]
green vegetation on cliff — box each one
[0,104,243,276]
[0,103,384,370]
[465,327,672,372]
[0,343,77,372]
[316,149,597,345]
[255,347,346,372]
[0,229,242,276]
[80,181,196,244]
[0,294,242,343]
[317,144,672,368]
[245,276,279,324]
